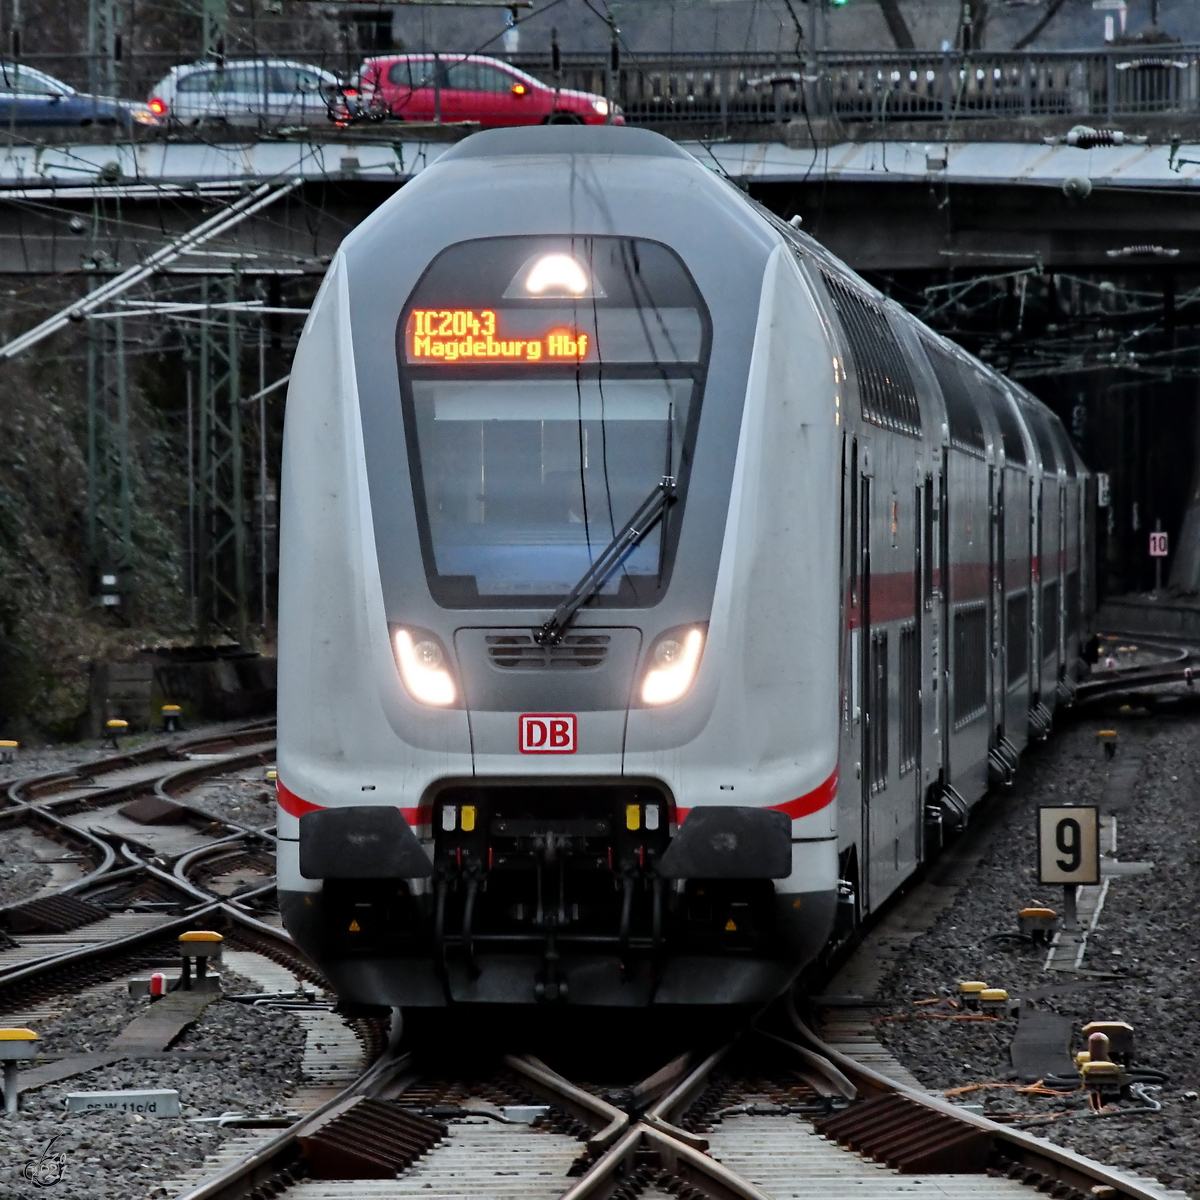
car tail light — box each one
[147,96,168,116]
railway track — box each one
[0,721,279,977]
[165,998,1188,1200]
[2,712,1188,1200]
[0,723,398,1200]
[1074,634,1200,703]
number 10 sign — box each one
[1038,806,1100,885]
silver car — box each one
[148,59,340,127]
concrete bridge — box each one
[0,130,1196,281]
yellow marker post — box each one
[103,718,128,750]
[0,1028,38,1115]
[178,931,223,992]
[958,980,987,1010]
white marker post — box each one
[1038,805,1100,930]
[1150,526,1168,597]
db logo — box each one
[519,713,576,754]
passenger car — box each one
[0,63,158,129]
[275,125,1092,1014]
[147,59,340,127]
[344,53,620,125]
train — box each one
[275,124,1094,1012]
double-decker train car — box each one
[275,125,1093,1011]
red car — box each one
[346,54,622,127]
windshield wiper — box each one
[535,476,676,646]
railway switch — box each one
[162,704,182,732]
[0,740,16,764]
[0,1028,38,1115]
[179,930,224,992]
[1097,730,1118,760]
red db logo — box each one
[519,713,576,754]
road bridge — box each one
[0,134,1196,277]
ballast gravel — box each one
[185,769,277,830]
[0,825,55,906]
[874,705,1200,1196]
[0,969,307,1199]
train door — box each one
[920,471,940,860]
[1058,482,1068,672]
[994,468,1006,739]
[842,436,865,915]
[1002,466,1031,753]
[938,453,951,798]
[857,443,874,911]
[988,465,1000,750]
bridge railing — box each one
[511,47,1200,129]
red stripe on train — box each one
[278,768,838,831]
[675,767,838,824]
[275,780,429,827]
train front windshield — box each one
[397,236,711,608]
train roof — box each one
[436,125,694,163]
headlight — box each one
[393,628,457,706]
[640,626,705,706]
[591,97,610,115]
[131,105,160,125]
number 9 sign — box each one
[1038,806,1100,885]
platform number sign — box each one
[1037,806,1100,885]
[1150,531,1169,558]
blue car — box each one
[0,63,159,129]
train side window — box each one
[1065,569,1080,638]
[1041,580,1059,661]
[1006,591,1029,687]
[953,603,988,728]
[898,623,918,776]
[922,340,986,457]
[821,271,921,437]
[849,439,859,608]
[922,476,935,606]
[870,629,889,790]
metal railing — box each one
[5,43,1199,137]
[510,46,1200,130]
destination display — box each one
[407,308,589,364]
[404,305,703,366]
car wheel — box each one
[545,112,584,125]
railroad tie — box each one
[814,1093,991,1173]
[2,894,107,935]
[297,1096,447,1179]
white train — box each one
[275,126,1093,1011]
